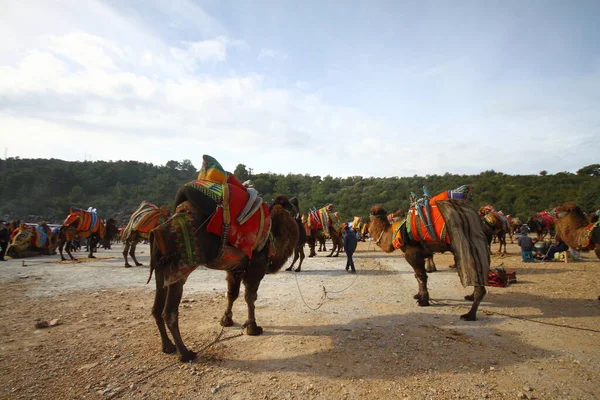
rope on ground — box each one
[429,298,600,334]
[293,269,360,311]
[106,326,244,400]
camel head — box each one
[369,205,387,218]
[555,202,584,219]
[289,197,301,219]
[271,195,295,216]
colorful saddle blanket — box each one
[152,211,254,286]
[577,221,599,250]
[392,185,472,249]
[537,213,554,229]
[62,207,105,239]
[307,205,334,235]
[182,155,271,259]
[124,201,170,239]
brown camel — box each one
[507,216,523,243]
[369,202,489,321]
[555,202,600,259]
[122,201,170,268]
[286,197,308,272]
[526,214,555,241]
[479,208,509,255]
[149,185,299,362]
[58,208,105,261]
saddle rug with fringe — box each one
[123,201,170,239]
[62,207,105,240]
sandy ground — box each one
[0,239,599,400]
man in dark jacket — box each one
[0,220,10,261]
[343,224,358,273]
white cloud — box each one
[258,48,287,61]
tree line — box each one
[0,158,598,225]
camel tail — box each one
[146,232,155,285]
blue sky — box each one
[1,0,598,177]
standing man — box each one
[343,223,358,273]
[0,220,9,261]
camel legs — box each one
[123,238,143,268]
[220,270,244,327]
[87,235,98,259]
[461,286,487,321]
[319,237,327,252]
[59,239,76,261]
[242,266,266,335]
[496,232,507,255]
[153,276,196,362]
[307,236,317,257]
[405,250,430,307]
[152,270,177,355]
[286,247,305,272]
[425,256,437,272]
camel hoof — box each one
[464,294,475,301]
[89,255,96,259]
[244,322,263,336]
[333,254,339,258]
[285,266,293,271]
[326,255,332,258]
[413,293,420,300]
[135,262,143,266]
[460,313,477,321]
[220,313,234,327]
[162,342,177,354]
[417,297,430,307]
[124,264,132,268]
[179,350,197,362]
[294,268,301,272]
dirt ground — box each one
[0,239,599,400]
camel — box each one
[149,182,299,362]
[100,218,119,250]
[479,208,510,255]
[6,222,57,258]
[507,216,523,243]
[369,201,489,321]
[555,202,600,259]
[527,212,555,241]
[286,198,307,272]
[58,208,105,261]
[122,201,170,268]
[306,205,343,257]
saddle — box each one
[179,155,271,259]
[124,201,170,238]
[392,185,472,249]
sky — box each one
[1,0,599,178]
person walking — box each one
[343,223,358,273]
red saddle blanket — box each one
[205,179,271,259]
[184,155,271,260]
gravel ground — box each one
[0,240,599,399]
